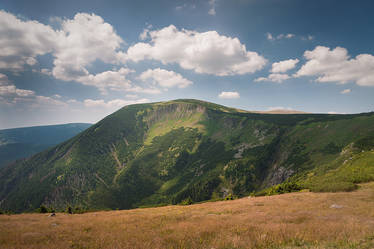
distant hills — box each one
[0,99,373,213]
[0,123,91,168]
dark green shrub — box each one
[74,206,85,214]
[38,205,48,213]
[180,197,193,205]
[66,206,73,214]
[355,136,374,151]
[266,181,301,196]
[224,193,234,200]
[321,142,342,154]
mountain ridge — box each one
[1,99,373,212]
[0,123,92,168]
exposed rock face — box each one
[267,166,294,186]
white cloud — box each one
[218,91,240,99]
[139,24,152,41]
[67,99,78,104]
[0,10,57,71]
[139,68,193,89]
[267,32,295,41]
[277,33,295,39]
[176,3,196,11]
[0,74,35,98]
[139,29,148,40]
[0,11,132,94]
[76,68,133,94]
[255,73,290,83]
[125,94,138,99]
[0,73,10,85]
[208,0,217,15]
[75,68,163,95]
[52,13,126,82]
[267,106,293,111]
[0,84,33,98]
[341,88,351,94]
[327,111,346,114]
[286,34,295,39]
[34,95,66,106]
[40,68,52,76]
[266,33,274,41]
[176,4,187,11]
[0,73,67,108]
[127,25,266,76]
[295,46,374,86]
[84,98,149,108]
[271,59,299,73]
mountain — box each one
[0,99,373,212]
[0,123,91,168]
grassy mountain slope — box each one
[2,183,374,249]
[0,123,91,168]
[0,99,373,212]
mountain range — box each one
[0,99,373,212]
[0,123,91,168]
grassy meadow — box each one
[1,182,374,249]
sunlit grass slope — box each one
[1,183,374,249]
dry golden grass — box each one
[1,183,374,249]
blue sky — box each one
[1,0,374,129]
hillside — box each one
[1,183,374,249]
[0,123,91,168]
[0,99,374,212]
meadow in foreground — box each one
[1,182,374,249]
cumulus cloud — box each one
[139,68,193,89]
[0,11,268,94]
[271,59,299,73]
[0,10,57,71]
[84,98,149,108]
[0,11,132,94]
[255,73,290,83]
[295,46,374,86]
[72,67,161,95]
[218,91,240,99]
[127,25,266,76]
[341,88,351,94]
[52,13,126,82]
[76,68,133,94]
